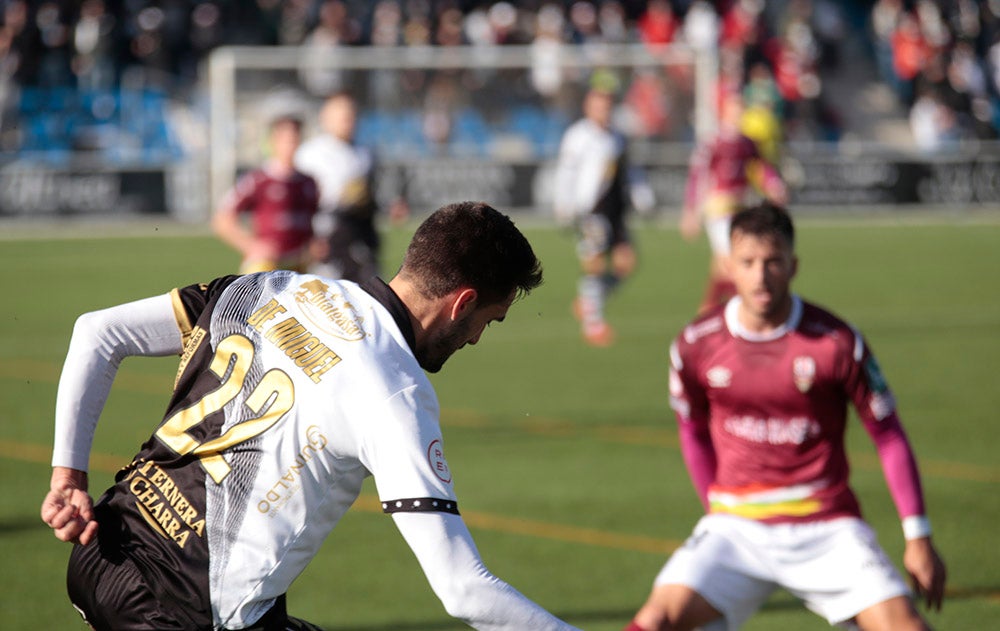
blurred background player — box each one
[211,114,319,273]
[625,202,946,631]
[295,91,409,283]
[553,74,654,347]
[680,93,786,315]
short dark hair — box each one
[399,201,543,306]
[730,201,795,248]
[269,114,303,131]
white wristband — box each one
[902,515,932,540]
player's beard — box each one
[416,315,476,373]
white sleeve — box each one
[392,512,581,631]
[51,293,185,471]
[552,131,580,222]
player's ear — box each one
[449,288,478,321]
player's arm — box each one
[362,388,579,630]
[392,511,581,630]
[848,334,947,610]
[42,293,185,545]
[755,157,787,206]
[212,173,274,261]
[669,341,716,510]
[680,144,708,240]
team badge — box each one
[427,439,451,483]
[793,356,816,393]
[706,366,731,388]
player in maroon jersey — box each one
[625,203,945,631]
[680,94,786,315]
[212,114,320,273]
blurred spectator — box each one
[35,1,73,88]
[910,85,961,151]
[298,0,360,97]
[871,0,904,88]
[71,0,117,91]
[597,1,630,44]
[683,1,720,52]
[891,12,929,105]
[530,3,567,103]
[637,0,679,46]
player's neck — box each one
[266,158,296,178]
[735,297,794,336]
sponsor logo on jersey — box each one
[295,279,366,341]
[124,459,206,549]
[427,439,451,483]
[706,365,731,388]
[257,425,330,517]
[722,415,822,445]
[793,356,816,393]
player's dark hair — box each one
[730,201,795,248]
[269,114,303,131]
[399,201,543,306]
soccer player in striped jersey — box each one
[553,78,655,347]
[41,202,580,631]
[294,92,408,284]
[625,203,945,631]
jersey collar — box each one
[360,277,417,353]
[724,294,803,342]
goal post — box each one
[204,42,716,216]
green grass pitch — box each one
[1,215,997,630]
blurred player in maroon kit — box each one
[625,203,946,631]
[212,114,320,273]
[680,94,786,315]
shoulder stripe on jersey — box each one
[169,287,195,347]
[850,325,864,362]
[381,497,460,515]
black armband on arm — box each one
[381,498,460,515]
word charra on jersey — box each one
[96,273,457,629]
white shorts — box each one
[705,216,732,256]
[654,514,911,629]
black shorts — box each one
[67,536,195,630]
[66,533,324,631]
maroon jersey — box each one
[683,130,778,216]
[223,166,319,257]
[669,296,899,524]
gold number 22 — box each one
[155,334,295,483]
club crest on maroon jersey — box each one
[793,356,816,393]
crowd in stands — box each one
[2,0,1000,162]
[871,0,1000,151]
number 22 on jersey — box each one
[156,334,295,483]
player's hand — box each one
[41,467,98,545]
[903,536,946,611]
[679,211,701,241]
[766,182,788,206]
